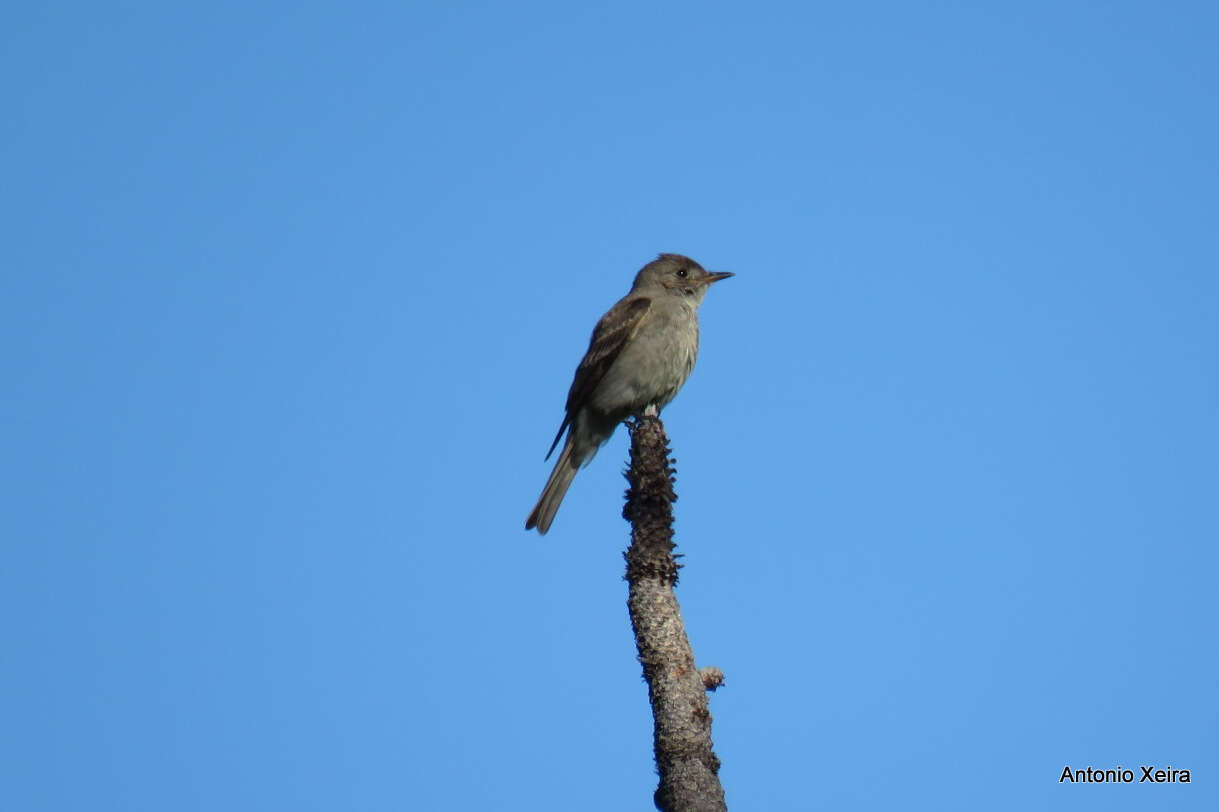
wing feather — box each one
[544,296,651,459]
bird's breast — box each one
[587,302,700,417]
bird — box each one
[525,253,733,534]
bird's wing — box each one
[544,295,652,460]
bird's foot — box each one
[625,403,660,430]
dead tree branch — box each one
[623,412,726,812]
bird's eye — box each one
[677,268,688,278]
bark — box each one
[623,413,726,812]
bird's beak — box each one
[706,271,734,284]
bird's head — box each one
[632,253,734,301]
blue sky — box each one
[3,2,1216,810]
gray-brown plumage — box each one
[526,253,733,534]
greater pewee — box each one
[525,253,733,534]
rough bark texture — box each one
[623,413,726,812]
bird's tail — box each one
[525,438,579,534]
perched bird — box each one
[525,253,733,534]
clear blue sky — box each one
[3,2,1216,810]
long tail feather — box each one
[525,438,578,534]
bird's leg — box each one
[626,403,661,433]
